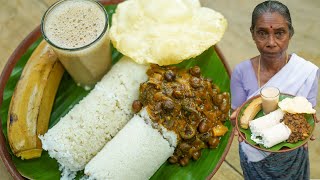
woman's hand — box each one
[230,108,243,142]
[303,135,316,149]
[304,116,318,149]
[230,108,238,127]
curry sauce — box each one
[133,64,230,166]
[281,113,312,143]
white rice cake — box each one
[260,122,291,148]
[40,56,148,172]
[249,108,284,142]
[85,114,176,180]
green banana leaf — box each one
[0,4,232,180]
[238,94,315,152]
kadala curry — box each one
[132,64,230,166]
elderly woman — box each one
[230,1,319,179]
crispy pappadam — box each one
[278,96,316,114]
[109,0,227,65]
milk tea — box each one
[260,86,280,114]
[41,0,111,89]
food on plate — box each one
[278,96,316,114]
[256,122,291,148]
[2,0,232,178]
[278,96,315,143]
[7,40,64,160]
[135,64,230,166]
[249,109,284,139]
[40,56,148,173]
[281,113,312,143]
[109,0,227,65]
[249,109,290,148]
[85,108,177,180]
[248,96,315,148]
[240,97,262,129]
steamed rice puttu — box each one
[40,56,148,172]
[249,108,284,141]
[85,108,177,180]
[259,122,291,148]
[139,107,178,146]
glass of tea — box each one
[41,0,112,90]
[260,86,280,114]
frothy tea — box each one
[44,0,105,49]
[42,0,111,88]
[260,86,280,114]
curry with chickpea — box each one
[132,64,230,166]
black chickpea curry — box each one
[132,64,230,166]
[281,113,312,143]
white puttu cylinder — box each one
[84,114,176,180]
[40,56,148,171]
[249,108,284,141]
[261,122,291,148]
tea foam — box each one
[44,0,106,49]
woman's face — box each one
[251,12,291,59]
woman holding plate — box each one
[230,1,319,179]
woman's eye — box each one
[275,31,285,38]
[256,31,268,39]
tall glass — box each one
[260,86,280,114]
[41,0,112,90]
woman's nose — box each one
[266,34,277,47]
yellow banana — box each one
[7,40,65,160]
[240,97,262,129]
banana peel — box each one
[7,40,64,160]
[240,97,262,129]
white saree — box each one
[241,53,319,162]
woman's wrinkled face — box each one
[251,12,291,59]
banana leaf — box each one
[0,4,232,180]
[238,94,315,152]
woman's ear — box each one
[250,27,255,40]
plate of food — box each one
[0,0,234,180]
[236,93,316,153]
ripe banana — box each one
[7,40,65,160]
[240,97,262,129]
